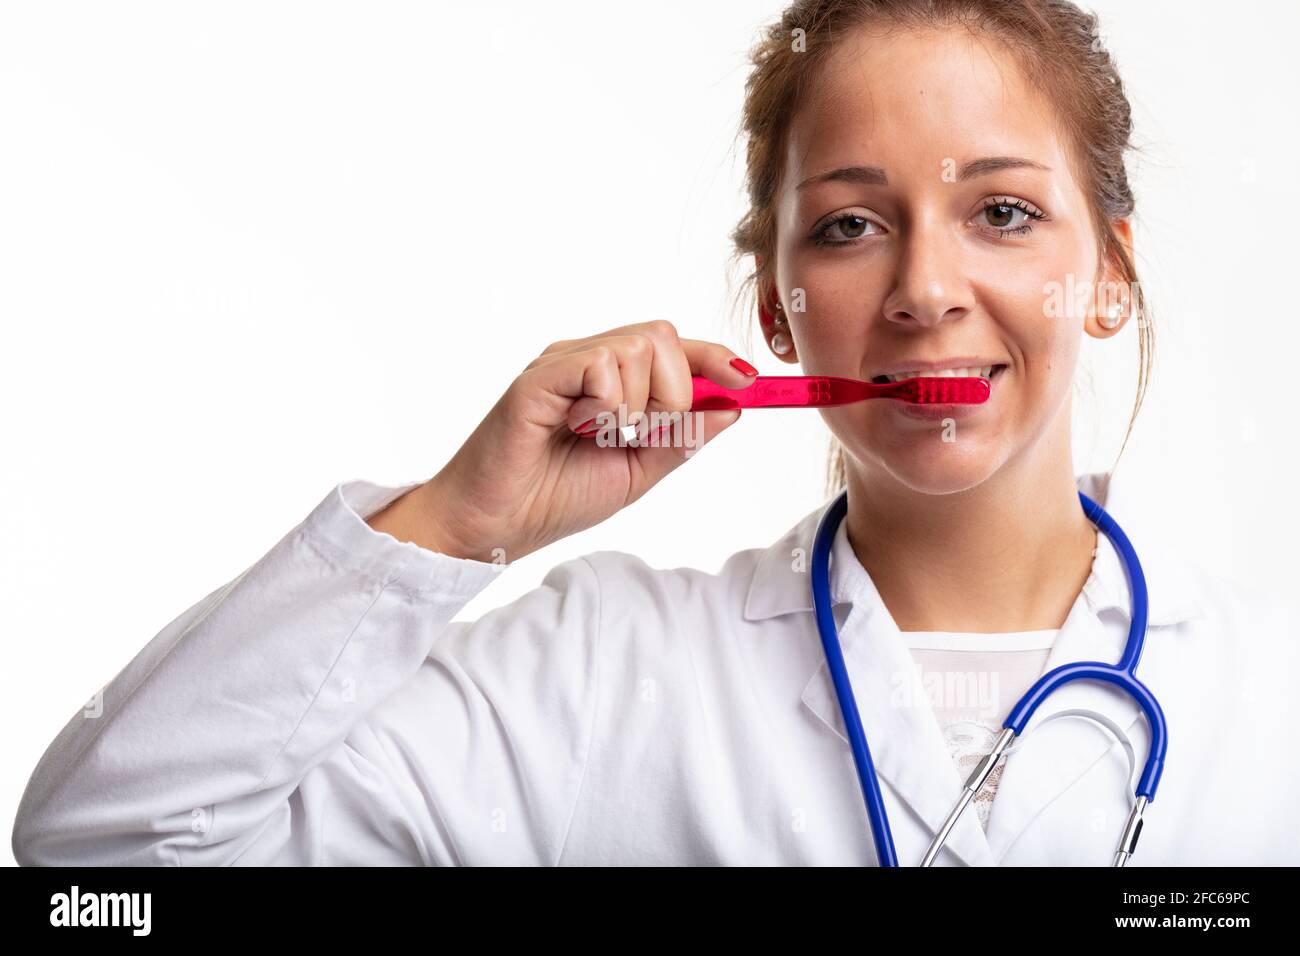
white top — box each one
[11,471,1300,866]
[899,629,1059,831]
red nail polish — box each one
[574,417,598,435]
[730,357,758,376]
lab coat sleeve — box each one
[11,479,602,866]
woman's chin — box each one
[861,438,1003,496]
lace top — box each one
[899,628,1059,831]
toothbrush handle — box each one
[690,375,855,410]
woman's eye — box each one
[977,197,1048,237]
[811,198,1046,247]
[812,212,879,247]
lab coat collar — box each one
[742,470,1204,866]
[743,471,1204,627]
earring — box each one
[1100,300,1126,329]
[759,289,784,330]
[771,296,786,326]
[772,331,793,355]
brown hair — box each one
[726,0,1152,497]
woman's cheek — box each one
[791,264,885,339]
[1022,324,1081,410]
[800,304,876,371]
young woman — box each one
[14,0,1296,866]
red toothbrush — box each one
[688,374,990,410]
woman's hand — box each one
[367,321,755,562]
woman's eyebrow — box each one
[795,156,1052,190]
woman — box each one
[13,0,1296,866]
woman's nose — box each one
[881,219,975,328]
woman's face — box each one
[770,24,1127,494]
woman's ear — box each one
[754,256,799,362]
[1086,219,1136,339]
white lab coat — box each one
[12,470,1299,866]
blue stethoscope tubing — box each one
[809,488,1168,867]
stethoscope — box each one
[810,488,1167,867]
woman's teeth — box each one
[884,365,994,382]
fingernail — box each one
[730,357,758,376]
[574,417,598,435]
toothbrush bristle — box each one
[898,376,991,405]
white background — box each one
[2,1,1297,866]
